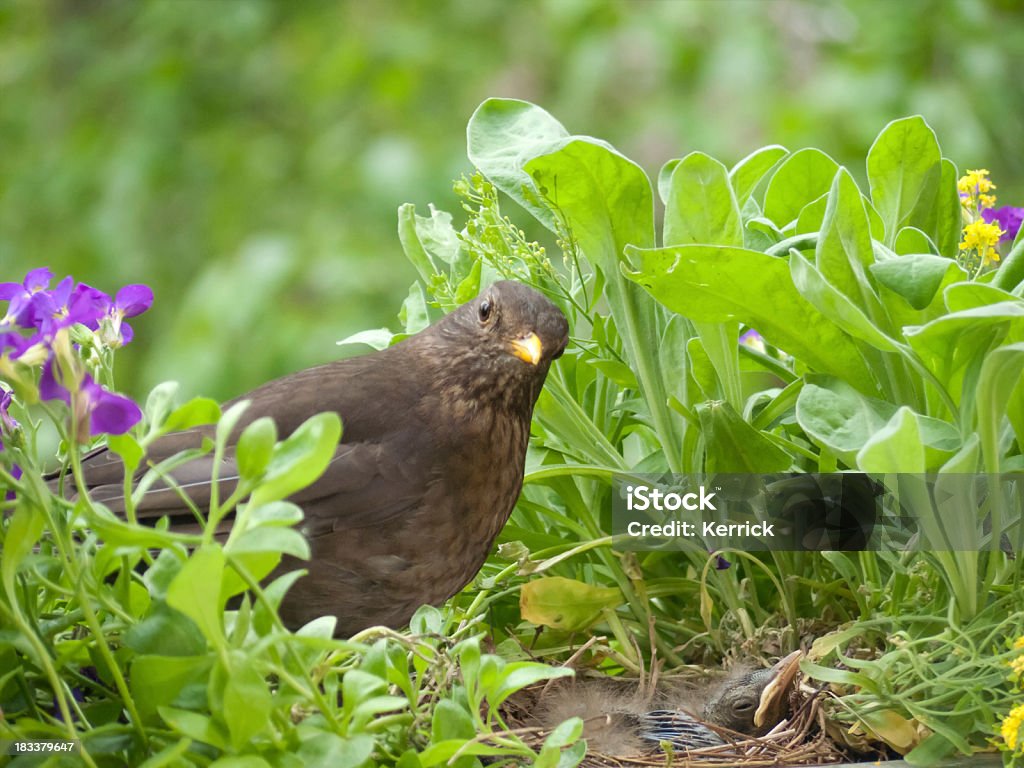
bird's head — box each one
[438,280,569,394]
[702,650,803,735]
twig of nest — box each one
[508,682,852,767]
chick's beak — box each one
[510,332,543,365]
[753,650,803,729]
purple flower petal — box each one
[114,284,153,318]
[0,283,22,302]
[40,358,71,404]
[0,389,17,432]
[23,268,54,293]
[66,284,111,330]
[119,322,134,345]
[81,377,141,435]
[982,206,1024,243]
[0,331,33,359]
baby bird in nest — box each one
[537,650,803,755]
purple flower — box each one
[982,206,1024,244]
[0,389,17,433]
[30,279,111,338]
[739,328,766,354]
[106,284,153,345]
[40,360,141,437]
[0,267,53,329]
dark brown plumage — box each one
[69,281,569,635]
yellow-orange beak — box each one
[753,649,803,729]
[510,332,543,366]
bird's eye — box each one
[734,698,755,712]
[478,299,493,323]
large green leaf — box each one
[866,116,942,248]
[466,98,568,230]
[697,400,792,472]
[904,301,1024,398]
[816,168,880,316]
[869,254,965,311]
[729,145,788,206]
[789,249,897,352]
[796,375,959,469]
[936,158,963,258]
[523,138,687,467]
[976,342,1024,472]
[520,576,621,631]
[624,244,878,394]
[763,148,839,228]
[856,406,926,474]
[662,152,742,247]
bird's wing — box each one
[79,425,432,538]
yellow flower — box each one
[1003,703,1024,751]
[960,219,1005,265]
[958,169,997,196]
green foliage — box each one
[0,386,580,766]
[395,99,1024,760]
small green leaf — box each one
[107,432,144,474]
[894,226,936,256]
[585,357,638,389]
[226,527,309,559]
[221,652,273,750]
[520,576,621,631]
[295,732,375,768]
[454,259,482,305]
[145,381,180,430]
[235,417,277,482]
[1,502,44,596]
[856,407,925,474]
[869,254,964,310]
[158,706,229,751]
[544,716,584,749]
[164,396,222,433]
[250,411,342,506]
[399,281,431,334]
[130,654,212,722]
[336,327,394,351]
[167,545,225,646]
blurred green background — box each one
[3,0,1022,401]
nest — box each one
[504,681,853,767]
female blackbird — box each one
[73,281,569,635]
